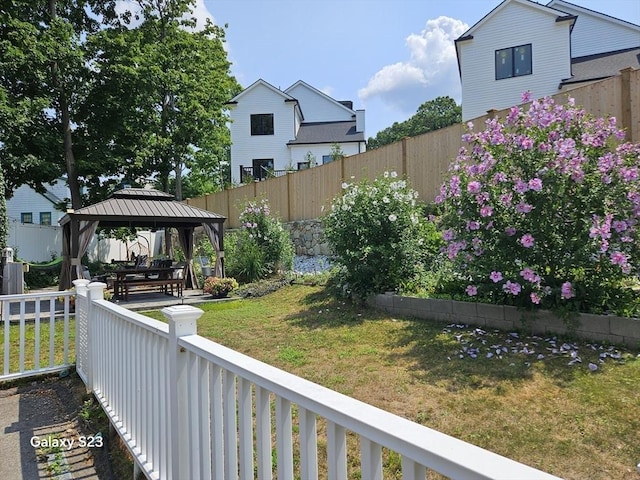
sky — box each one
[192,0,640,138]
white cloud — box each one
[190,0,216,28]
[359,16,468,113]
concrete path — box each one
[0,375,108,479]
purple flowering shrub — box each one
[436,93,640,315]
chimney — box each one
[355,109,365,133]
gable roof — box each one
[227,78,296,104]
[59,188,225,229]
[547,0,640,30]
[456,0,575,40]
[454,0,576,77]
[284,80,357,116]
[287,121,364,145]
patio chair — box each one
[171,262,188,296]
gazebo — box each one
[58,188,225,290]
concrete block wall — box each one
[369,294,640,348]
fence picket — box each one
[2,283,565,480]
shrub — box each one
[323,172,442,298]
[203,276,238,297]
[226,199,294,283]
[436,92,640,316]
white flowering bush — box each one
[323,172,441,297]
[227,199,293,282]
[436,93,640,316]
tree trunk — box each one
[49,0,82,209]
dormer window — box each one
[251,113,274,135]
[495,44,532,80]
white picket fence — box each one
[0,289,74,381]
[2,281,562,480]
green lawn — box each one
[0,318,75,376]
[147,284,640,480]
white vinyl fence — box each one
[69,281,561,480]
[0,290,74,381]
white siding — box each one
[229,83,295,183]
[460,1,572,120]
[6,180,67,226]
[285,83,353,123]
[549,1,640,57]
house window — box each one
[297,162,310,170]
[21,213,33,224]
[40,212,52,225]
[253,158,274,180]
[322,155,333,165]
[251,114,274,135]
[495,44,532,80]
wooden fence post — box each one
[287,171,292,222]
[401,137,408,177]
[620,67,633,142]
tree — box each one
[1,0,238,206]
[0,161,7,250]
[0,0,115,207]
[367,96,461,150]
[80,0,240,200]
[330,143,345,162]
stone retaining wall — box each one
[369,293,640,348]
[283,219,331,256]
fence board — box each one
[192,72,638,228]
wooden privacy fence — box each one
[187,68,640,229]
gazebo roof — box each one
[59,188,225,228]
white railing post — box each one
[80,280,105,392]
[164,305,203,480]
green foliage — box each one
[323,172,442,298]
[436,93,640,316]
[329,143,345,162]
[0,0,240,205]
[367,96,461,149]
[225,199,294,283]
[81,2,241,200]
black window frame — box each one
[250,113,274,136]
[21,212,33,224]
[252,158,274,180]
[495,44,532,80]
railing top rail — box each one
[93,299,170,338]
[0,291,72,301]
[181,335,561,480]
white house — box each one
[455,0,640,120]
[5,180,162,263]
[227,79,366,183]
[5,179,68,261]
[7,178,68,227]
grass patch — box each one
[0,317,75,376]
[4,284,635,477]
[143,284,640,479]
